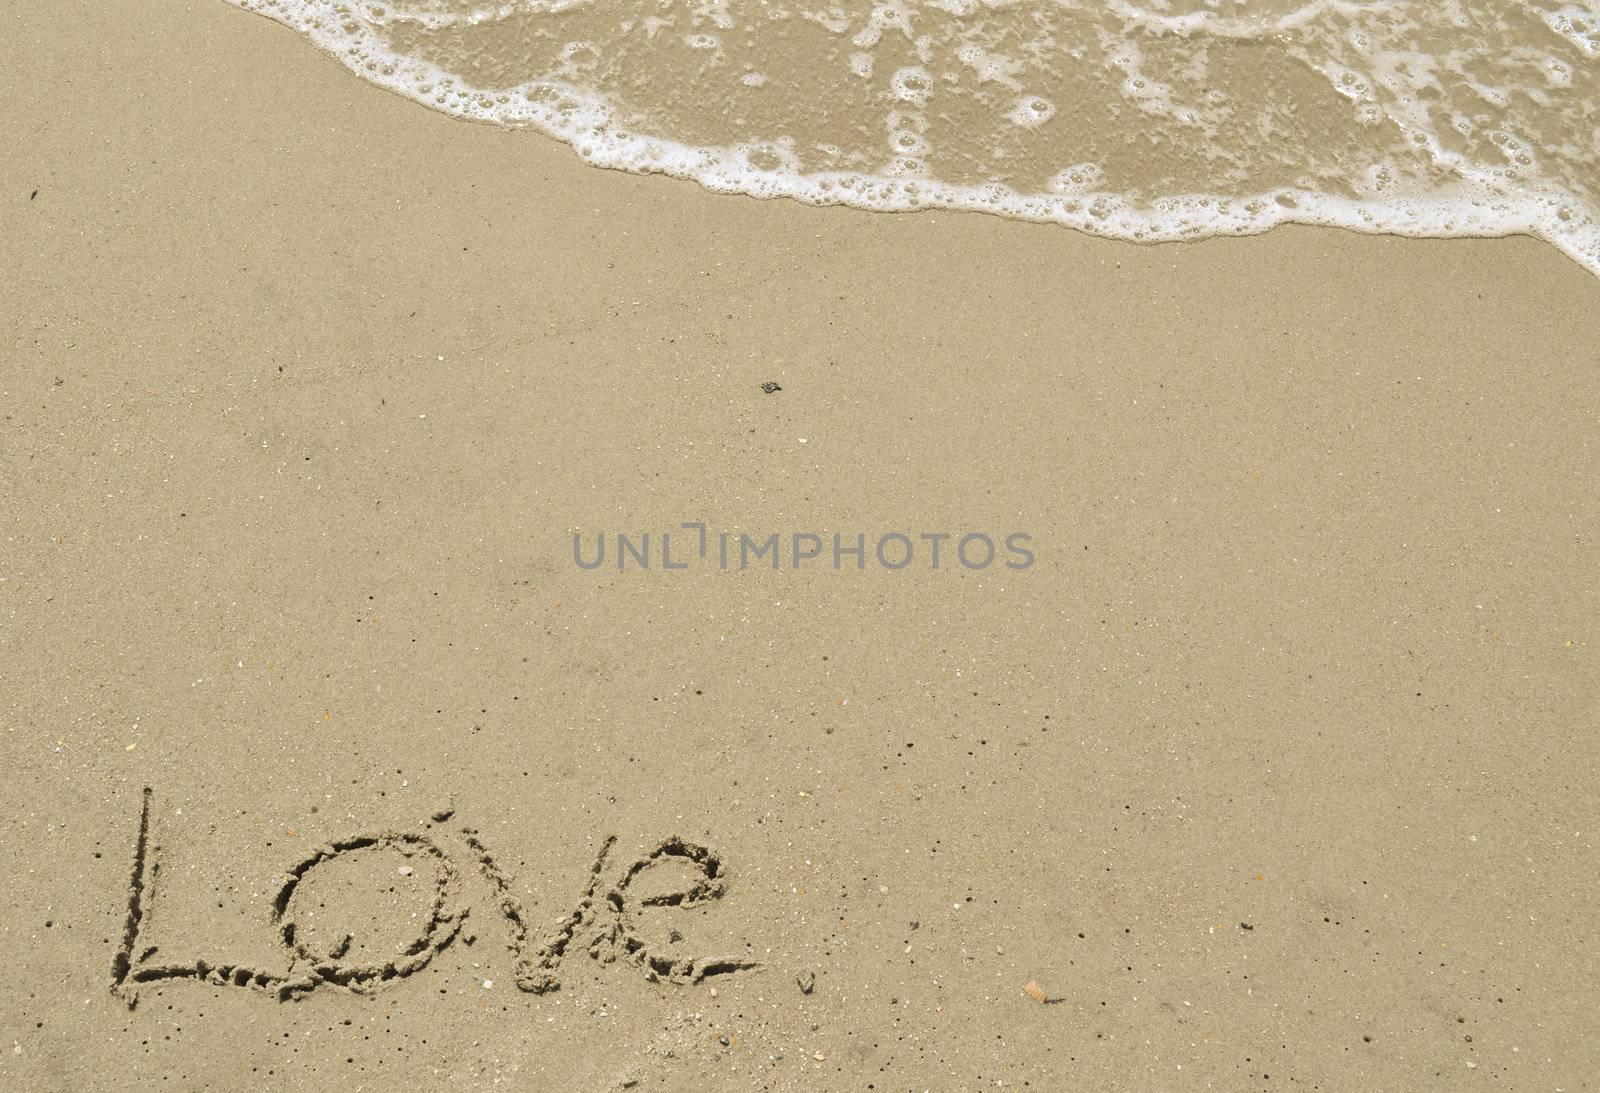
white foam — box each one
[227,0,1600,279]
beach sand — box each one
[3,1,1598,1088]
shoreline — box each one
[225,0,1600,281]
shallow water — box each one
[230,0,1600,276]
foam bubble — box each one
[1008,96,1056,129]
[889,67,934,105]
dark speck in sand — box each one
[31,190,38,200]
[760,382,782,393]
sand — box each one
[3,1,1599,1089]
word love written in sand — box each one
[110,789,758,1007]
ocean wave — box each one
[228,0,1600,276]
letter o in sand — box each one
[272,831,464,995]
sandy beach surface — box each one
[3,1,1598,1089]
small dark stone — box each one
[760,382,782,394]
[797,971,815,994]
[1239,922,1254,931]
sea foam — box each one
[228,0,1600,277]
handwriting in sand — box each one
[111,789,758,1007]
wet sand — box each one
[2,1,1598,1089]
